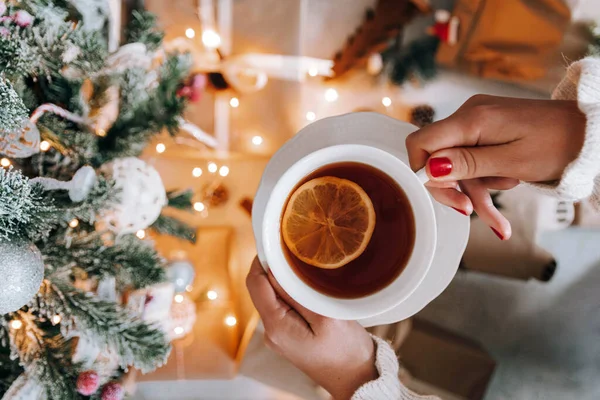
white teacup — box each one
[262,144,436,320]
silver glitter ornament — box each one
[0,240,44,315]
[166,261,195,293]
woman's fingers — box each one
[427,177,519,190]
[426,144,521,182]
[246,257,292,329]
[425,180,460,189]
[459,180,512,240]
[405,117,471,171]
[479,177,520,191]
[266,269,325,326]
[427,187,473,215]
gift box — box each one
[372,318,496,400]
[436,0,587,94]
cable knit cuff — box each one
[351,335,438,400]
[529,57,600,205]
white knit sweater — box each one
[352,56,600,400]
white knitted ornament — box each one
[100,157,166,235]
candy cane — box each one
[30,103,88,126]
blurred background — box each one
[127,0,600,399]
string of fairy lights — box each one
[148,18,241,336]
[304,86,395,123]
[1,4,400,338]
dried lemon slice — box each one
[282,176,376,269]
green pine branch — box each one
[0,3,106,82]
[50,175,118,224]
[166,189,194,210]
[97,53,191,162]
[151,214,197,243]
[31,281,171,373]
[43,231,166,290]
[386,36,440,86]
[126,10,164,51]
[2,311,79,400]
[0,167,59,242]
[0,77,29,132]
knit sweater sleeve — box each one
[529,57,600,205]
[351,335,439,400]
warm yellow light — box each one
[174,294,184,303]
[218,166,229,177]
[155,143,166,153]
[185,28,195,39]
[202,29,221,48]
[174,326,184,335]
[225,315,237,327]
[207,162,218,173]
[382,97,392,107]
[136,230,146,239]
[251,135,263,146]
[192,167,203,178]
[10,320,22,329]
[96,129,107,137]
[69,219,79,228]
[308,67,319,77]
[51,315,61,324]
[193,202,205,212]
[40,141,50,151]
[207,290,218,300]
[305,111,316,121]
[0,158,10,167]
[229,97,239,108]
[324,88,339,102]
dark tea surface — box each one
[282,162,415,299]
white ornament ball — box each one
[367,53,384,76]
[100,157,166,235]
[166,261,195,293]
[0,240,44,315]
[168,295,196,340]
[0,119,40,158]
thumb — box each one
[426,146,508,181]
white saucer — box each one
[252,112,470,327]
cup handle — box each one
[416,168,429,185]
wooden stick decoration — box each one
[328,0,431,80]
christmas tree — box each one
[0,1,197,398]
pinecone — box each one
[206,184,230,208]
[410,105,435,127]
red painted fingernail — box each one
[452,207,468,216]
[429,157,453,178]
[491,227,504,240]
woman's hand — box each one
[406,95,586,239]
[246,258,378,400]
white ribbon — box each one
[223,53,333,82]
[177,117,218,149]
